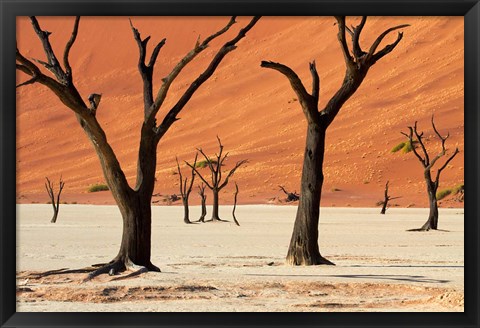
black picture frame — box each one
[1,0,478,327]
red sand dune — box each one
[16,16,464,208]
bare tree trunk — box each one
[420,179,439,230]
[183,199,191,224]
[380,180,389,214]
[176,154,197,224]
[232,182,240,226]
[85,137,160,278]
[380,203,387,215]
[114,192,158,271]
[211,188,221,221]
[286,124,333,265]
[197,184,207,223]
[45,176,65,223]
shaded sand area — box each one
[16,205,464,312]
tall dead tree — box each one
[176,154,197,224]
[379,180,401,214]
[261,16,409,265]
[17,16,260,279]
[402,116,459,231]
[197,183,207,223]
[45,176,65,223]
[232,182,240,226]
[186,137,247,222]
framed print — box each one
[1,0,479,327]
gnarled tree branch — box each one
[155,16,261,140]
[260,60,318,124]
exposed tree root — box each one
[407,228,432,232]
[82,258,160,282]
[317,256,336,266]
[206,218,230,223]
[407,228,449,232]
[286,252,335,266]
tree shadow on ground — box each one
[17,267,96,279]
[345,264,463,269]
[406,228,451,232]
[245,273,450,284]
[17,265,173,281]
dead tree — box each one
[261,16,409,265]
[232,182,240,226]
[197,183,207,223]
[402,116,459,231]
[379,180,401,214]
[45,176,65,223]
[176,154,197,224]
[186,136,247,222]
[279,185,300,202]
[16,16,260,279]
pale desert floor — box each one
[16,205,464,312]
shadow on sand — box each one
[245,273,450,284]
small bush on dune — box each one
[436,184,464,201]
[88,183,109,193]
[391,140,418,153]
[195,159,218,168]
[402,140,418,153]
[391,142,406,153]
[436,188,452,200]
[452,184,464,194]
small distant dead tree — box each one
[186,137,247,222]
[45,176,65,223]
[279,185,300,202]
[401,116,459,231]
[176,154,197,224]
[197,183,207,223]
[232,182,240,226]
[379,181,401,214]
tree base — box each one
[83,257,160,282]
[407,227,434,232]
[286,253,335,266]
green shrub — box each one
[452,184,464,194]
[391,140,418,153]
[391,142,406,153]
[402,140,417,153]
[195,159,218,168]
[88,183,109,193]
[436,188,452,200]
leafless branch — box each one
[232,182,240,226]
[63,17,80,81]
[260,61,317,124]
[218,159,248,190]
[367,24,410,64]
[334,16,354,67]
[155,16,260,140]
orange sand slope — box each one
[16,16,464,207]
